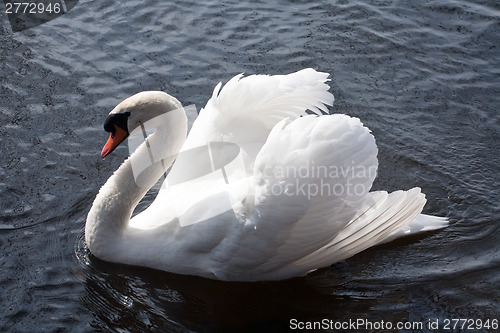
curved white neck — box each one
[85,108,187,259]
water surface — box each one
[1,0,499,332]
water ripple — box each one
[1,0,499,331]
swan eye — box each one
[103,112,131,134]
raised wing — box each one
[182,68,334,163]
[236,114,379,278]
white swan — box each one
[86,68,447,281]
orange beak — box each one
[101,124,128,158]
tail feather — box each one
[382,213,449,243]
[288,188,448,275]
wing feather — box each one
[245,114,379,276]
[182,68,334,153]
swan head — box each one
[101,91,183,157]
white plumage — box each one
[86,69,447,281]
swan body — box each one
[86,69,447,281]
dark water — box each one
[1,0,499,332]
